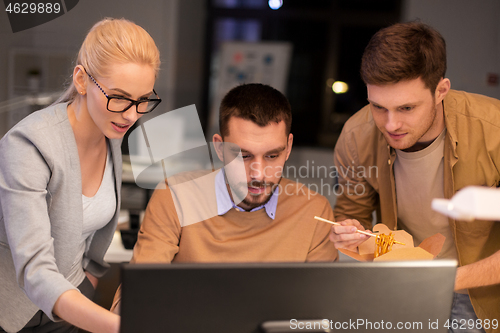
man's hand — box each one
[329,219,371,252]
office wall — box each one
[173,0,206,111]
[403,0,500,99]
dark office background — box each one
[201,0,401,147]
[1,0,499,147]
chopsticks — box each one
[314,216,405,245]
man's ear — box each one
[435,78,451,105]
[285,133,293,160]
[73,65,87,95]
[212,133,224,162]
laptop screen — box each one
[120,261,456,333]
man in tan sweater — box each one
[112,83,337,311]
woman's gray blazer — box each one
[0,103,122,333]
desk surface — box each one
[105,210,134,263]
[104,231,134,263]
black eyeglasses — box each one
[84,69,161,114]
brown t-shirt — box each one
[394,129,458,260]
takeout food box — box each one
[339,224,445,261]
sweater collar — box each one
[215,168,278,219]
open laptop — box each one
[120,261,456,333]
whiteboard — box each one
[207,41,293,137]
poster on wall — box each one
[207,41,293,137]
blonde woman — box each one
[0,18,161,333]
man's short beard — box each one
[222,150,288,211]
[401,98,440,152]
[240,179,281,210]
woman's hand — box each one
[54,290,120,333]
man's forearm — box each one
[455,249,500,290]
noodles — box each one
[374,232,395,258]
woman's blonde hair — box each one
[58,18,160,104]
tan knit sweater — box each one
[111,175,337,311]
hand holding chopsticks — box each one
[314,216,405,245]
